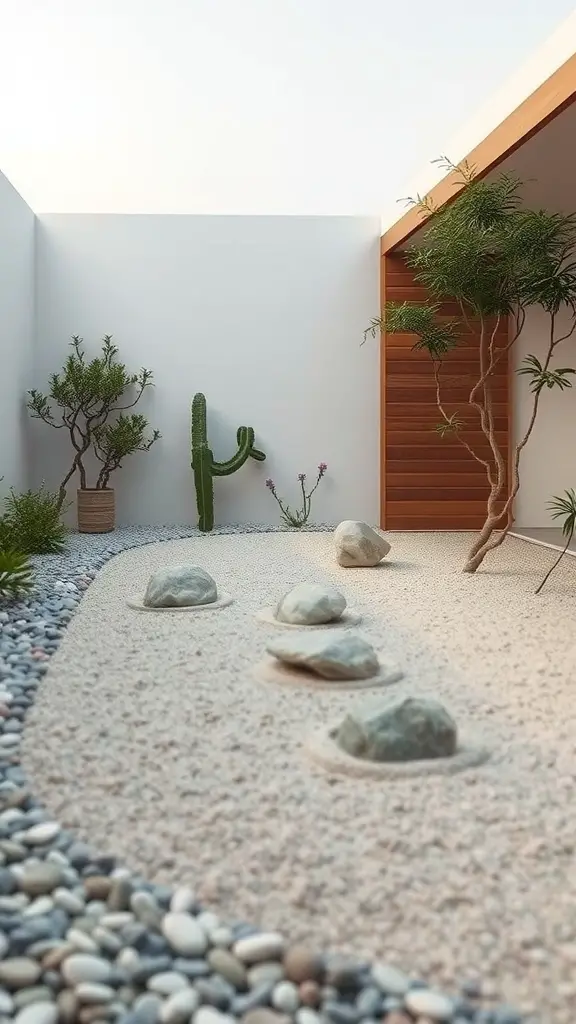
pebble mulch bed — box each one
[0,526,524,1024]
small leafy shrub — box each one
[535,489,576,594]
[0,547,34,599]
[1,485,68,555]
[266,463,327,528]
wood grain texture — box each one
[381,253,510,530]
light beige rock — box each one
[275,584,346,625]
[266,631,379,681]
[143,565,217,608]
[333,521,390,567]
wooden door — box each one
[381,252,510,530]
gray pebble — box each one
[323,1002,361,1024]
[208,948,248,989]
[147,971,190,996]
[159,988,200,1023]
[0,956,42,988]
[13,1005,58,1024]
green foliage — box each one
[27,336,159,508]
[517,354,575,395]
[435,414,464,437]
[93,414,161,489]
[0,547,34,599]
[0,485,68,555]
[190,393,266,532]
[535,489,576,594]
[265,464,327,528]
[365,158,576,573]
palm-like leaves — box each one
[0,548,34,599]
[517,354,576,395]
[535,489,576,594]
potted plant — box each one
[27,336,160,533]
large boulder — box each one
[266,631,379,680]
[336,697,457,762]
[143,565,218,608]
[275,583,346,625]
[334,521,390,567]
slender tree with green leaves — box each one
[366,159,576,573]
[28,336,160,510]
[535,490,576,594]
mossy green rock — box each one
[336,697,457,762]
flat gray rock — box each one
[266,631,379,680]
[334,521,391,567]
[275,583,346,625]
[336,697,457,762]
[143,565,218,608]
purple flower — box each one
[298,473,306,482]
[318,462,327,474]
[265,478,275,490]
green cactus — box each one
[191,392,266,532]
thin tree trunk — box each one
[535,528,574,594]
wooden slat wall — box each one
[381,252,510,530]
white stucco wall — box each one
[513,304,576,527]
[0,172,35,498]
[32,215,380,527]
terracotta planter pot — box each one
[77,488,115,534]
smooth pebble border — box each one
[0,523,525,1024]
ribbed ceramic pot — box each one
[77,488,115,533]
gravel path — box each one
[20,530,576,1023]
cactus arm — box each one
[211,426,267,476]
[190,393,266,529]
[191,392,208,447]
[192,446,215,532]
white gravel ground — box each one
[21,531,576,1022]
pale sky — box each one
[0,0,574,214]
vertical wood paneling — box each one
[381,252,510,530]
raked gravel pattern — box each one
[3,527,576,1023]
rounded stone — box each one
[275,584,346,626]
[271,981,300,1013]
[83,877,112,901]
[234,932,285,965]
[266,632,379,682]
[404,988,454,1020]
[247,963,285,988]
[18,864,62,897]
[61,954,113,985]
[21,823,60,846]
[283,946,324,984]
[299,981,321,1007]
[161,912,207,957]
[333,521,391,567]
[208,948,248,989]
[296,1011,321,1024]
[169,886,196,914]
[143,565,218,608]
[0,957,42,988]
[194,1009,232,1024]
[75,982,115,1004]
[242,1010,291,1024]
[159,988,200,1024]
[13,1005,58,1024]
[147,971,190,996]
